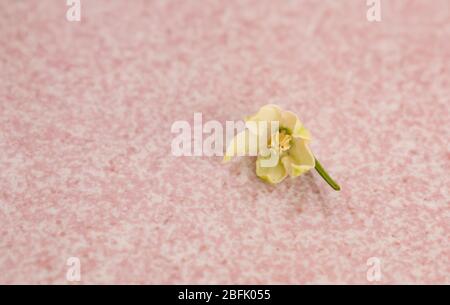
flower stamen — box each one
[270,130,292,153]
[279,131,292,152]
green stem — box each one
[314,157,341,191]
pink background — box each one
[0,0,449,284]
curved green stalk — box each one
[314,157,341,191]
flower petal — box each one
[246,104,282,123]
[256,155,287,184]
[223,129,251,162]
[245,104,282,137]
[282,138,315,177]
[280,110,311,140]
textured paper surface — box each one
[0,0,449,284]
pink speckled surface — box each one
[0,0,449,284]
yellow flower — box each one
[223,104,316,184]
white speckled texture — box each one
[0,0,449,284]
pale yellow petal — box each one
[223,129,252,162]
[282,138,315,177]
[280,110,311,140]
[256,155,287,184]
[245,104,282,137]
[245,104,282,123]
